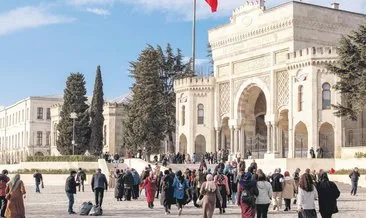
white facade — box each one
[0,96,63,163]
[174,1,366,159]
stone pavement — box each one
[24,182,365,218]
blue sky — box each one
[0,0,365,106]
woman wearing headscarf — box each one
[5,174,26,218]
[214,169,230,214]
[173,170,190,216]
[282,171,297,211]
[114,169,124,201]
[109,169,116,189]
[144,171,158,209]
[237,172,258,218]
[297,173,318,218]
[200,174,222,218]
[316,172,340,218]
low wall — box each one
[335,158,366,170]
[341,147,366,158]
[7,174,91,186]
[329,175,366,188]
[0,162,98,172]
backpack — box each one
[272,174,283,191]
[79,201,93,216]
[89,206,103,216]
[241,188,255,206]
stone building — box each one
[0,96,63,163]
[174,1,366,159]
[50,94,128,156]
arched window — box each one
[298,85,304,111]
[197,104,204,124]
[322,83,331,109]
[181,106,186,126]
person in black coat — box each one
[114,169,124,201]
[316,172,340,218]
[65,170,78,214]
[123,169,135,201]
[160,170,175,215]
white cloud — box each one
[66,0,115,6]
[86,7,110,15]
[0,6,75,36]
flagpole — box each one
[192,0,196,75]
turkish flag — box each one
[205,0,218,12]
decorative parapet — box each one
[174,77,215,92]
[287,47,338,70]
[232,0,265,17]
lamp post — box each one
[70,112,77,155]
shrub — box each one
[16,168,97,174]
[354,152,366,158]
[333,168,366,175]
[25,155,98,162]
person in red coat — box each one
[144,171,158,209]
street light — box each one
[70,112,78,155]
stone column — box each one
[267,122,272,153]
[230,127,235,153]
[234,127,240,153]
[215,128,221,152]
[221,130,225,150]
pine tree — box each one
[89,66,105,156]
[327,25,366,120]
[57,73,90,155]
[123,45,166,155]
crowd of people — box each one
[0,160,362,217]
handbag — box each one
[196,195,204,206]
[41,181,44,189]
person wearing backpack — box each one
[214,169,230,214]
[270,168,284,211]
[237,172,259,218]
[0,169,10,217]
[76,168,86,192]
[160,170,174,215]
[255,171,272,218]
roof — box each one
[108,93,132,104]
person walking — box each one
[297,173,318,218]
[123,169,134,201]
[237,172,259,218]
[65,170,78,214]
[76,168,86,192]
[131,168,141,200]
[293,168,301,204]
[200,174,222,218]
[114,169,124,201]
[109,169,116,189]
[0,169,10,218]
[91,169,108,208]
[144,171,158,209]
[160,170,175,215]
[270,168,284,211]
[214,169,230,214]
[255,171,272,218]
[349,167,360,196]
[5,174,26,218]
[282,171,296,211]
[33,170,43,193]
[173,170,190,216]
[316,172,340,218]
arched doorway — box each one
[221,117,230,151]
[195,135,206,156]
[34,151,44,156]
[278,109,289,158]
[294,122,308,158]
[238,85,267,159]
[179,134,187,154]
[319,123,335,158]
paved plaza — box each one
[24,182,365,218]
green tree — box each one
[57,73,90,155]
[327,25,366,120]
[123,45,166,155]
[89,66,105,156]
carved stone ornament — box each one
[295,70,308,82]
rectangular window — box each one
[37,131,43,146]
[37,107,43,119]
[46,131,50,146]
[46,108,51,119]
